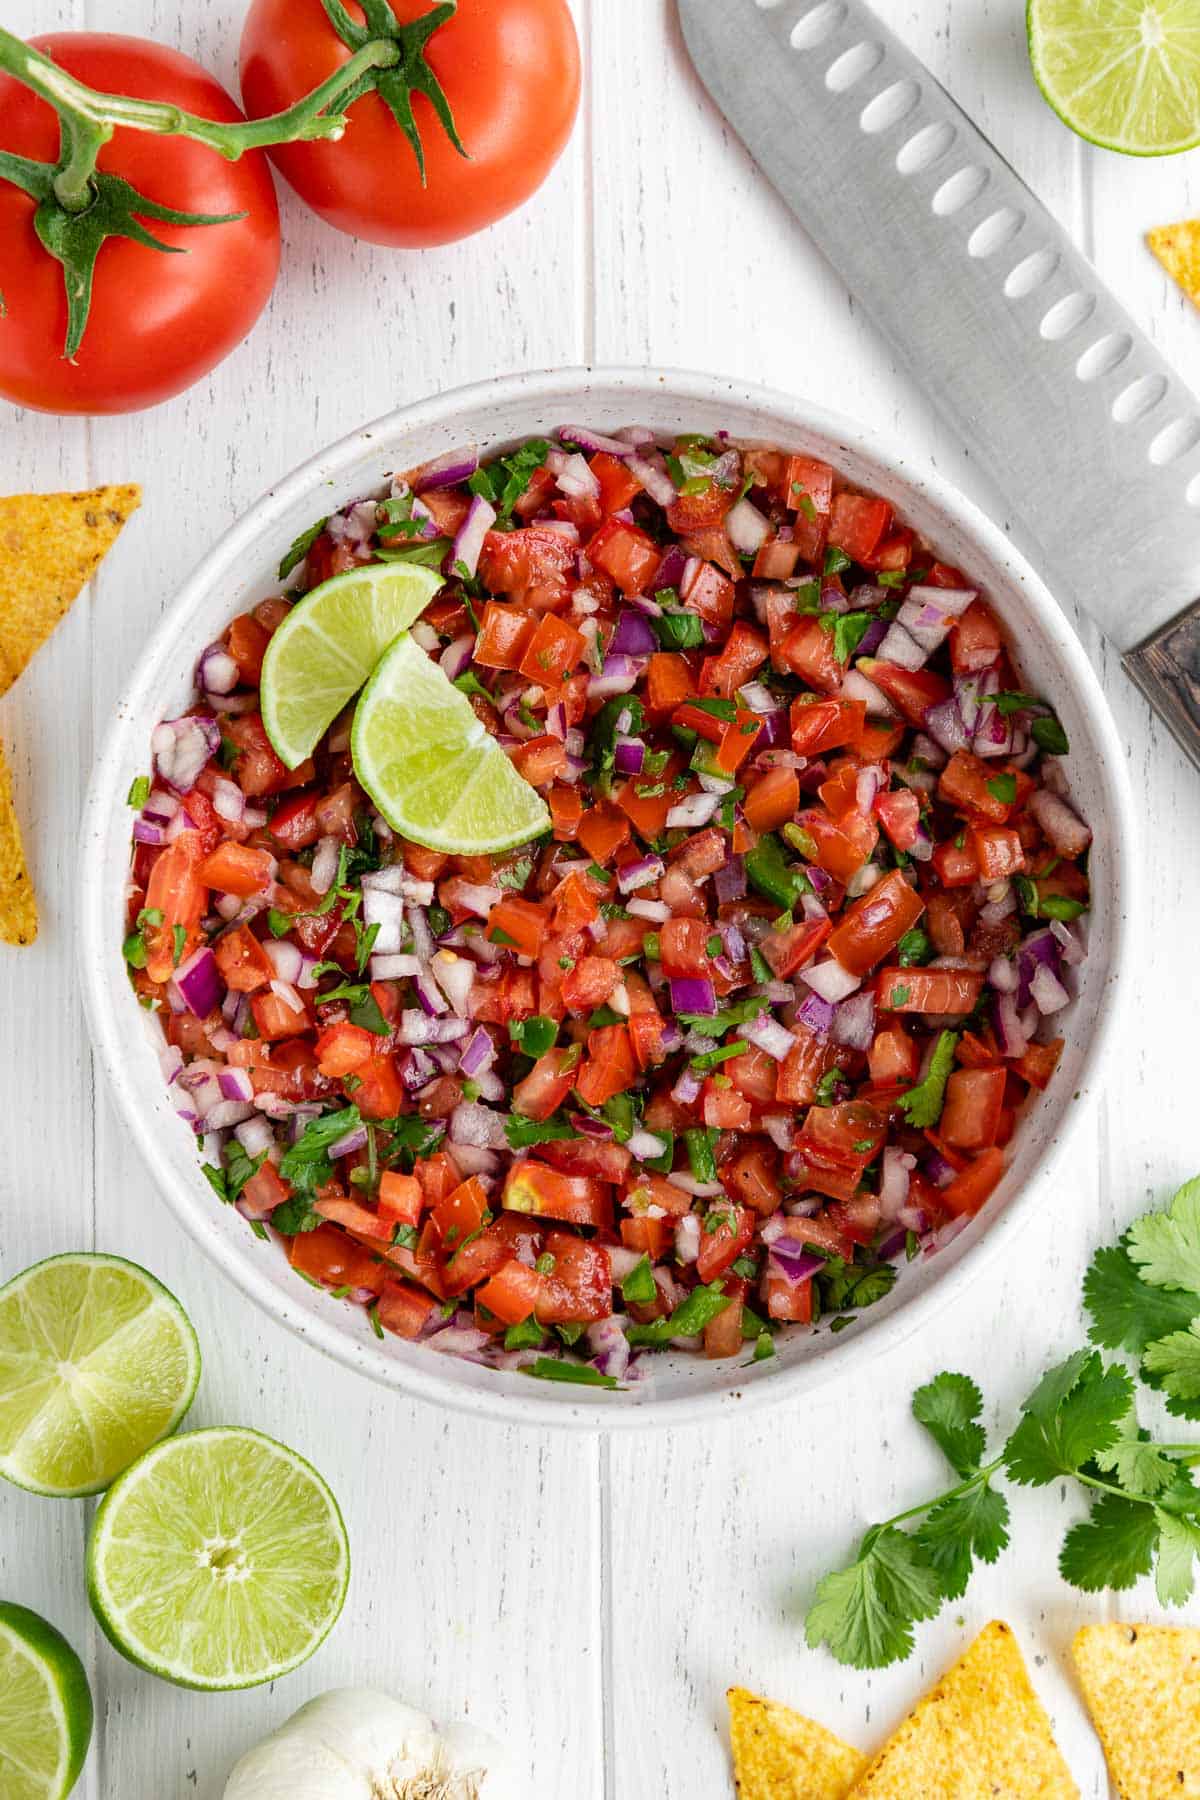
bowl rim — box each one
[78,364,1135,1430]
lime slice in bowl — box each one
[86,1426,349,1690]
[352,630,551,854]
[0,1602,93,1800]
[1028,0,1200,155]
[261,560,444,768]
[0,1253,200,1498]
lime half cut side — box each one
[0,1601,93,1800]
[261,560,444,768]
[352,630,551,855]
[86,1426,349,1690]
[1028,0,1200,155]
[0,1253,200,1498]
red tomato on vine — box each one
[239,0,581,248]
[0,35,280,416]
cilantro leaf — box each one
[278,515,329,580]
[828,610,874,665]
[269,1193,324,1235]
[896,927,932,967]
[1153,1512,1200,1607]
[898,1031,959,1129]
[1032,716,1070,756]
[911,1371,987,1478]
[912,1482,1010,1602]
[1004,1352,1133,1486]
[1126,1177,1200,1295]
[505,1113,577,1149]
[804,1526,943,1670]
[1084,1240,1200,1354]
[1143,1323,1200,1406]
[1058,1493,1159,1592]
[279,1106,362,1199]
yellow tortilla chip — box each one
[0,740,36,946]
[1148,219,1200,309]
[728,1686,866,1800]
[848,1621,1078,1798]
[1072,1622,1200,1799]
[0,484,140,696]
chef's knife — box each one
[678,0,1200,769]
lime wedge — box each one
[0,1602,93,1800]
[86,1426,349,1690]
[261,560,444,769]
[1028,0,1200,155]
[352,631,551,855]
[0,1254,200,1499]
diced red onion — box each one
[897,594,955,654]
[713,856,747,905]
[737,681,775,715]
[449,1102,509,1149]
[667,1173,724,1200]
[795,991,835,1038]
[832,988,876,1050]
[613,736,646,776]
[217,1066,254,1104]
[198,644,239,695]
[361,886,408,954]
[448,494,497,580]
[269,979,304,1015]
[610,609,658,657]
[875,623,928,670]
[412,446,480,492]
[627,896,669,923]
[151,714,220,794]
[1029,789,1091,857]
[264,937,303,985]
[175,947,223,1018]
[624,450,676,507]
[458,1026,497,1078]
[234,1114,276,1158]
[988,954,1018,993]
[669,976,715,1015]
[1050,918,1085,966]
[307,835,339,897]
[652,544,689,591]
[399,1010,467,1045]
[992,991,1029,1057]
[953,673,986,736]
[768,1242,826,1284]
[557,424,633,457]
[329,1124,368,1159]
[761,1113,794,1152]
[440,633,476,681]
[665,791,720,830]
[737,1013,795,1061]
[618,854,664,894]
[555,451,601,500]
[588,660,642,700]
[879,1147,915,1222]
[412,966,449,1016]
[371,952,420,981]
[725,496,771,553]
[671,1067,702,1106]
[843,666,896,717]
[923,695,970,755]
[1031,961,1070,1015]
[627,1129,668,1163]
[801,958,861,1003]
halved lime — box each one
[0,1254,200,1499]
[261,560,444,768]
[1028,0,1200,155]
[352,631,551,855]
[86,1426,349,1690]
[0,1602,93,1800]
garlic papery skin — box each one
[222,1687,518,1800]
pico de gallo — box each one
[124,424,1092,1387]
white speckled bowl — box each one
[78,368,1134,1428]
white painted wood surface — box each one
[2,1,1198,1793]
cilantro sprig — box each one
[804,1175,1200,1670]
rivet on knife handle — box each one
[1124,607,1200,775]
[678,0,1200,673]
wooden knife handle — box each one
[1124,604,1200,774]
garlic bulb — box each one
[223,1687,517,1800]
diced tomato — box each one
[376,1279,440,1340]
[314,1195,393,1241]
[615,768,678,840]
[873,787,921,853]
[725,1043,779,1109]
[538,1137,631,1183]
[518,613,587,685]
[1013,1037,1063,1090]
[941,1067,1006,1150]
[549,786,584,840]
[704,1298,744,1358]
[225,713,305,798]
[646,652,695,714]
[667,479,733,535]
[701,1080,752,1131]
[938,749,1012,824]
[942,1147,1005,1217]
[970,827,1025,882]
[575,1024,636,1107]
[951,600,1003,674]
[224,612,269,685]
[724,1147,782,1217]
[759,916,831,980]
[474,601,535,670]
[620,1216,672,1258]
[432,1176,490,1249]
[353,1054,407,1120]
[780,616,842,693]
[796,806,879,885]
[588,517,662,596]
[826,868,925,976]
[625,1171,693,1218]
[441,1213,543,1298]
[213,921,273,993]
[681,559,736,633]
[511,736,567,787]
[856,659,951,728]
[791,1100,885,1202]
[378,1170,423,1229]
[314,1020,376,1079]
[196,841,276,898]
[790,695,866,757]
[288,1224,388,1294]
[828,492,891,562]
[143,831,208,983]
[504,1161,613,1228]
[534,1232,611,1324]
[560,954,619,1014]
[696,1203,755,1283]
[869,1026,919,1085]
[486,895,547,957]
[576,804,630,867]
[590,451,642,514]
[476,1258,542,1326]
[744,765,800,833]
[877,967,985,1013]
[477,526,576,608]
[784,453,833,517]
[269,792,322,851]
[863,529,913,573]
[764,1268,813,1324]
[658,916,710,978]
[776,1023,835,1106]
[239,1161,291,1220]
[250,987,313,1040]
[856,718,907,760]
[699,621,769,698]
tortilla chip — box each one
[0,741,36,946]
[1072,1623,1200,1799]
[0,485,140,696]
[727,1687,866,1800]
[848,1621,1077,1798]
[1148,220,1200,309]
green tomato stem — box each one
[0,27,400,213]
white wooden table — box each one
[4,2,1200,1793]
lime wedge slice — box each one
[261,560,444,768]
[0,1602,93,1800]
[1028,0,1200,155]
[0,1254,200,1499]
[352,631,551,855]
[87,1426,349,1690]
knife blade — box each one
[678,0,1200,769]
